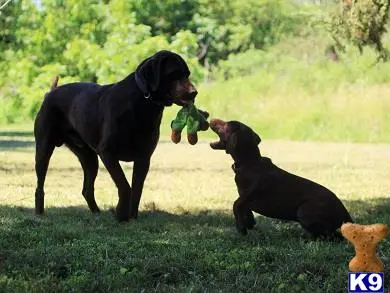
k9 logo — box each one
[348,273,384,293]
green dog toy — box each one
[171,104,209,145]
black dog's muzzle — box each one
[135,72,195,107]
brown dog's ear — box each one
[225,133,238,154]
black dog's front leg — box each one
[99,151,131,221]
[233,198,251,235]
[129,158,150,219]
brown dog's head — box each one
[135,50,197,106]
[210,119,261,160]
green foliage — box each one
[0,0,209,120]
[171,34,390,143]
[2,0,390,144]
[192,0,304,64]
[214,49,269,80]
[0,0,306,123]
[130,0,200,36]
[327,0,390,57]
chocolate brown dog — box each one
[210,119,352,238]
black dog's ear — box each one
[252,132,261,145]
[136,56,164,93]
[136,51,193,96]
[225,133,238,154]
[135,51,191,94]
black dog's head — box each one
[135,50,198,106]
[210,119,261,161]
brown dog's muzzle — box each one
[210,119,226,132]
[210,119,228,150]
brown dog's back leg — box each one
[66,142,100,213]
[297,202,339,238]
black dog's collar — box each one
[135,71,153,100]
[232,157,272,174]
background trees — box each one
[1,0,389,125]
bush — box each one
[327,0,390,58]
[214,49,268,80]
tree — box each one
[328,0,390,60]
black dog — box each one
[210,119,352,238]
[34,50,197,221]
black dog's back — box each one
[43,82,102,111]
[35,82,104,149]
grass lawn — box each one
[0,130,389,292]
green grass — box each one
[0,131,389,292]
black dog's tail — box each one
[44,75,59,98]
[50,75,59,91]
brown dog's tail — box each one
[44,75,59,98]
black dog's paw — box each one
[238,227,248,235]
[245,223,255,230]
[236,223,248,235]
[112,206,131,222]
[243,215,256,230]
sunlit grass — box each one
[1,135,390,212]
[0,131,389,292]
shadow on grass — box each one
[343,197,390,223]
[0,197,388,238]
[0,131,33,137]
[0,129,196,152]
[0,198,389,292]
[0,140,35,150]
[0,205,235,234]
[0,130,35,150]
